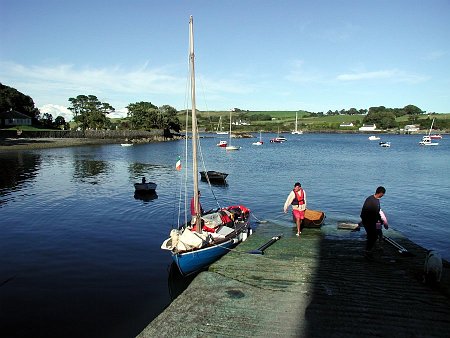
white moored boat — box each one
[419,119,439,146]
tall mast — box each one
[189,16,201,233]
[295,112,298,131]
[229,110,232,145]
[429,118,435,136]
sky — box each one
[1,0,449,121]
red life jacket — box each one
[291,188,305,206]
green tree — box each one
[68,95,115,130]
[126,101,159,129]
[158,104,181,132]
[54,116,68,129]
[40,112,53,127]
[364,110,398,129]
[0,83,40,120]
[403,104,423,115]
[126,102,181,131]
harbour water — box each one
[1,133,449,337]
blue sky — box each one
[1,0,449,121]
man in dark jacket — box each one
[360,186,386,259]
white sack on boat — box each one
[201,212,223,229]
[178,229,208,250]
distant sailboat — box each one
[270,127,287,143]
[252,131,264,146]
[419,118,439,146]
[216,116,228,135]
[226,110,240,151]
[291,112,303,135]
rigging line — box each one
[251,213,268,224]
[183,71,190,228]
[197,72,215,131]
[196,127,222,209]
[175,60,192,229]
[189,56,222,209]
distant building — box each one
[358,124,376,131]
[0,110,32,128]
[403,125,420,133]
[339,122,354,127]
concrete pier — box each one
[138,222,450,337]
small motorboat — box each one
[121,143,133,147]
[419,136,439,146]
[368,135,380,141]
[379,141,391,147]
[271,128,286,143]
[225,145,241,151]
[430,134,443,139]
[134,178,157,192]
[217,140,227,147]
[270,137,286,143]
[420,118,440,146]
[200,171,228,183]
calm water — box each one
[1,133,449,337]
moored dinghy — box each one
[134,177,157,192]
[199,171,228,183]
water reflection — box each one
[72,157,110,184]
[128,162,165,180]
[0,152,41,204]
[167,262,199,301]
[134,191,158,202]
[200,179,229,188]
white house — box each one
[359,124,376,131]
[339,122,354,127]
[403,125,420,133]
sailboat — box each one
[225,110,241,150]
[161,16,252,276]
[291,112,303,135]
[216,116,228,135]
[419,118,439,146]
[252,131,264,146]
[270,127,287,143]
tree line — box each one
[1,82,447,132]
[0,83,182,132]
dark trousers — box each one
[363,222,377,252]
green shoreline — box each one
[0,130,442,151]
[0,138,119,151]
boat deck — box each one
[139,222,450,337]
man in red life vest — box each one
[284,182,307,237]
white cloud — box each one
[0,60,256,113]
[284,59,324,83]
[336,69,428,84]
[421,50,446,61]
[38,104,128,121]
[0,60,187,110]
[110,107,128,119]
[39,104,73,122]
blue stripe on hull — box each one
[173,240,237,276]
